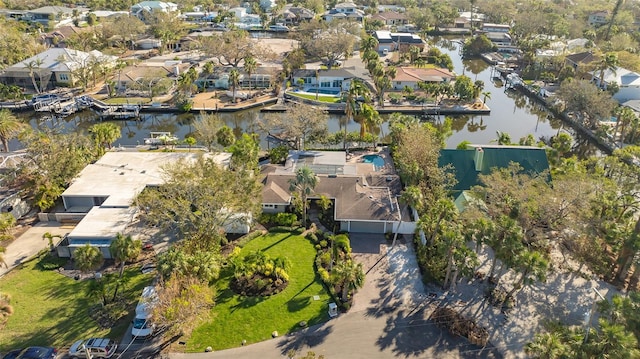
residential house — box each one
[322,2,364,23]
[24,6,75,28]
[111,62,189,91]
[198,66,274,90]
[130,1,178,22]
[229,7,247,20]
[588,11,608,27]
[55,152,248,259]
[259,0,276,12]
[479,23,512,47]
[291,67,362,93]
[0,47,117,92]
[369,11,408,27]
[438,145,550,210]
[282,6,314,25]
[592,67,640,102]
[564,51,599,80]
[373,30,426,53]
[0,9,28,21]
[391,67,455,91]
[377,5,406,13]
[261,151,415,234]
[90,10,129,20]
[135,37,162,50]
[455,11,486,29]
[39,26,87,48]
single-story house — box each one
[481,23,510,33]
[438,145,551,205]
[111,62,189,91]
[369,11,408,26]
[588,11,608,27]
[40,26,89,48]
[282,6,314,24]
[455,11,486,28]
[261,151,415,234]
[391,67,454,90]
[56,152,246,258]
[0,48,117,92]
[24,6,76,28]
[592,66,640,102]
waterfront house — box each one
[439,145,550,197]
[0,48,116,92]
[291,67,363,93]
[112,62,189,92]
[261,151,415,234]
[391,67,454,90]
[40,26,88,48]
[283,6,314,24]
[373,30,425,53]
[592,66,640,102]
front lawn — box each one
[187,231,331,351]
[0,253,152,352]
[103,97,152,105]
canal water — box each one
[17,39,597,155]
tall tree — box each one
[25,59,44,93]
[261,102,328,150]
[0,109,25,152]
[243,56,257,90]
[605,0,626,41]
[392,186,423,246]
[194,113,223,152]
[109,233,142,278]
[597,53,619,89]
[228,68,240,103]
[289,166,319,229]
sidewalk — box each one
[0,222,71,277]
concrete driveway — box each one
[168,234,502,359]
[0,222,71,278]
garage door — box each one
[348,221,386,233]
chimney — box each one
[474,147,484,172]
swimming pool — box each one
[362,154,385,170]
[304,88,341,95]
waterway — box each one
[16,38,598,156]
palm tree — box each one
[243,56,257,90]
[85,276,108,306]
[73,244,104,273]
[315,195,332,218]
[493,130,512,145]
[114,60,127,95]
[525,332,568,358]
[110,233,142,278]
[289,166,319,229]
[481,91,491,105]
[42,232,62,252]
[597,52,619,89]
[506,249,549,299]
[331,259,365,302]
[25,59,44,94]
[228,68,240,103]
[392,186,423,246]
[344,79,370,149]
[360,35,379,55]
[89,122,121,156]
[0,109,25,152]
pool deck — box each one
[347,148,397,176]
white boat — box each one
[269,24,289,32]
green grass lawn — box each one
[288,92,342,103]
[187,231,331,352]
[0,253,152,352]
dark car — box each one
[2,347,57,359]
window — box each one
[304,77,312,84]
[332,80,342,88]
[320,81,331,88]
[59,73,69,81]
[263,204,274,208]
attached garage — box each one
[342,220,386,233]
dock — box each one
[33,95,93,117]
[94,103,141,120]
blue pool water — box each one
[304,88,341,95]
[362,154,385,169]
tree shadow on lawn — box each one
[276,324,334,356]
[376,307,504,359]
[230,294,267,312]
[261,233,297,252]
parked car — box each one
[2,347,57,359]
[132,286,157,338]
[68,338,117,359]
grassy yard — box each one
[288,92,342,104]
[187,231,331,352]
[0,253,152,352]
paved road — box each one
[0,222,70,277]
[167,235,503,359]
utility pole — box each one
[583,287,606,343]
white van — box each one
[131,286,157,338]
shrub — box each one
[37,252,67,271]
[318,267,330,283]
[318,251,331,268]
[319,240,328,249]
[389,93,403,104]
[274,213,297,226]
[305,232,318,243]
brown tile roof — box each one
[371,11,407,21]
[262,173,407,221]
[565,52,599,66]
